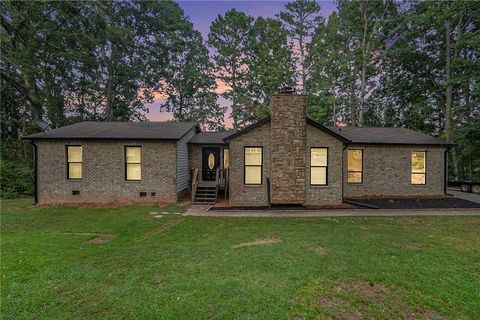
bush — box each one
[0,142,34,198]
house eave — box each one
[344,142,455,148]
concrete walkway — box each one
[185,207,480,217]
[448,189,480,204]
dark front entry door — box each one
[202,147,220,181]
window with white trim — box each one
[311,148,328,185]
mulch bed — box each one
[348,197,480,209]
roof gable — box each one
[306,118,351,142]
[223,117,271,141]
[223,116,349,143]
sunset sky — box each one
[146,0,337,124]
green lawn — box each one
[1,199,479,319]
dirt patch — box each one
[151,276,163,286]
[401,308,448,320]
[87,233,117,244]
[135,219,184,242]
[335,281,391,302]
[232,237,282,248]
[314,246,328,255]
[59,232,117,244]
[403,242,429,250]
[292,280,446,319]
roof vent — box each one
[280,86,295,94]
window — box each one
[311,148,328,185]
[125,146,141,181]
[223,149,229,169]
[347,149,363,183]
[244,147,262,185]
[67,146,82,180]
[411,151,426,185]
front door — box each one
[202,147,220,181]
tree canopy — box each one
[1,0,479,197]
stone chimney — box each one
[269,93,307,205]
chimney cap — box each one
[280,86,296,94]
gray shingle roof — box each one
[223,116,452,146]
[23,121,199,140]
[189,131,233,145]
[326,126,453,146]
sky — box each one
[146,0,337,124]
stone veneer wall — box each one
[343,145,446,198]
[269,94,307,204]
[305,124,344,206]
[229,122,271,207]
[35,140,178,204]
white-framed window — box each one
[244,147,262,185]
[411,151,426,185]
[66,146,82,180]
[125,146,141,181]
[347,149,363,183]
[311,147,328,185]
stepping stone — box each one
[153,215,163,219]
[149,212,159,215]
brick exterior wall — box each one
[305,124,344,206]
[270,94,307,204]
[35,140,178,205]
[343,145,446,198]
[229,122,271,207]
[228,117,345,207]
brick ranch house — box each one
[24,93,453,207]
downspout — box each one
[30,141,38,205]
[444,147,449,195]
[342,144,348,202]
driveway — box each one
[448,189,480,204]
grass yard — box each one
[1,199,480,319]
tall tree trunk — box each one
[231,60,238,128]
[349,63,357,126]
[178,94,184,120]
[299,34,307,94]
[21,114,28,161]
[105,67,115,121]
[331,86,336,126]
[445,19,458,179]
[23,74,42,122]
[359,8,369,127]
[359,61,367,126]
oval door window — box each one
[208,153,215,169]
